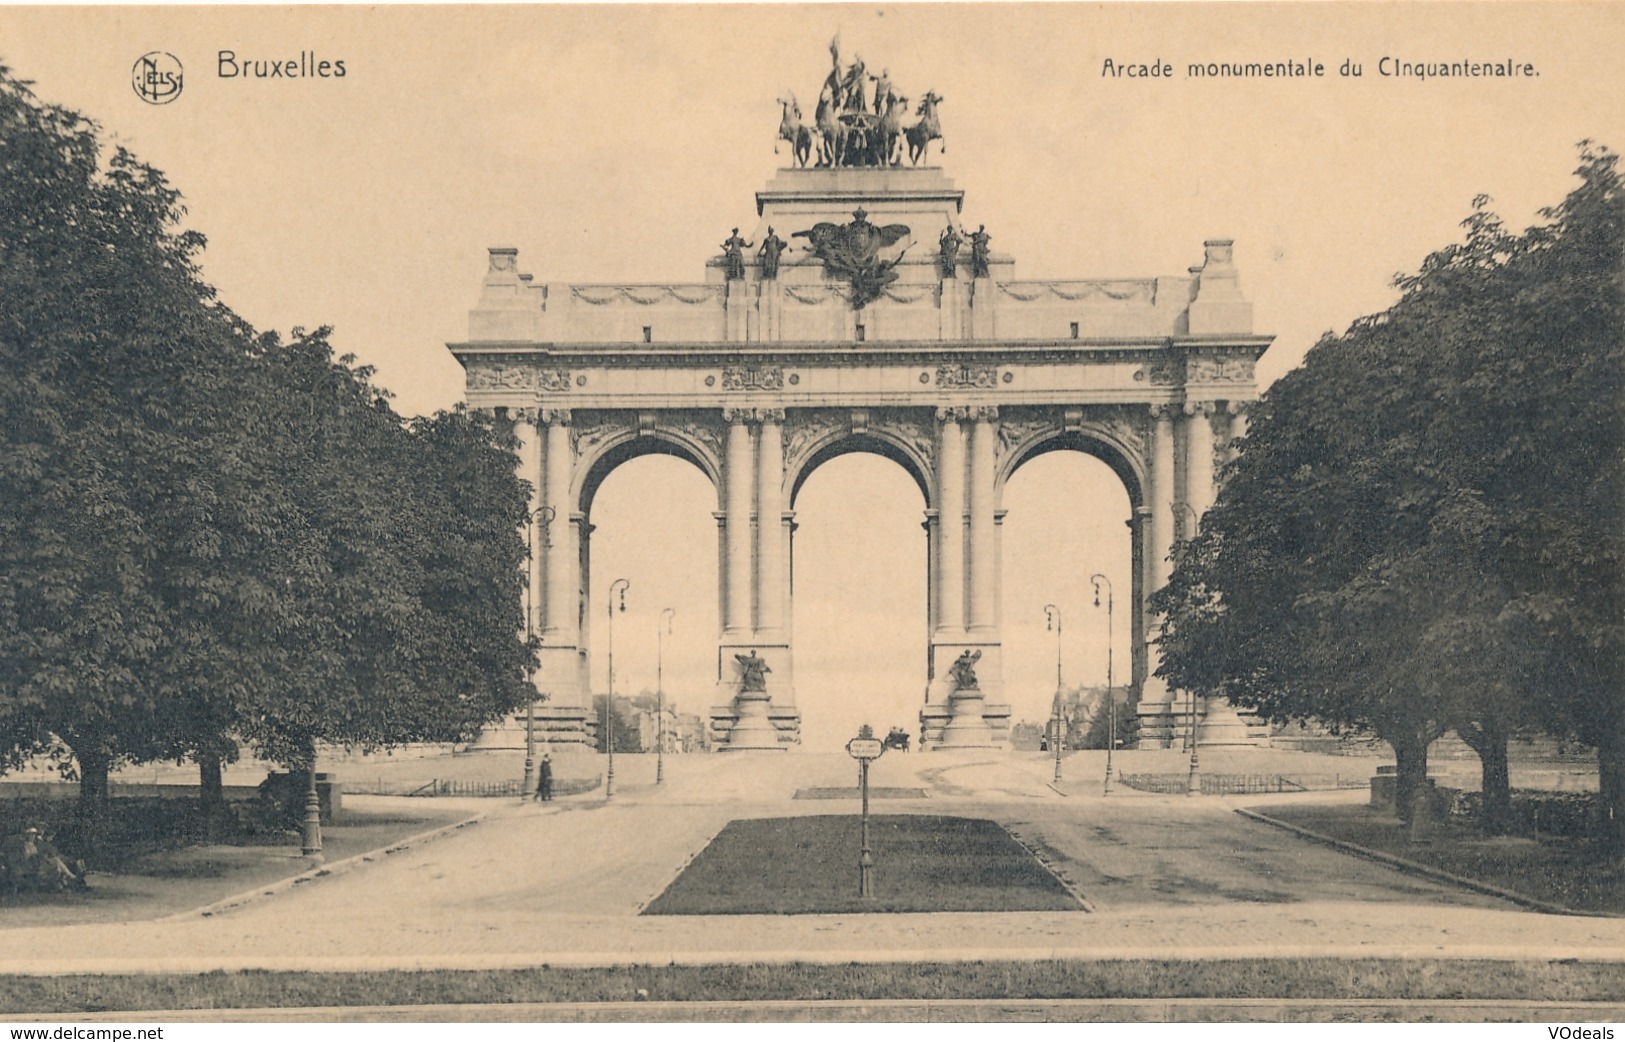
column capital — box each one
[1225,400,1249,416]
[1184,400,1218,417]
[541,407,572,426]
[512,406,543,425]
[936,405,970,424]
[971,405,1000,423]
[1148,403,1178,421]
[758,407,786,424]
[723,406,754,425]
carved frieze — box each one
[997,280,1155,304]
[570,285,719,306]
[784,410,846,471]
[569,410,629,462]
[1186,354,1256,383]
[721,366,784,392]
[935,364,998,389]
[468,364,573,393]
[992,404,1148,473]
[1147,359,1182,386]
[662,409,725,464]
[1187,356,1223,382]
[886,411,936,468]
[1089,405,1150,465]
[995,407,1056,463]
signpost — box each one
[846,726,887,899]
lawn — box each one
[1254,804,1625,915]
[0,799,475,926]
[642,814,1083,915]
[2,958,1623,1014]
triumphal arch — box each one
[450,49,1271,751]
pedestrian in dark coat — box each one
[537,754,555,802]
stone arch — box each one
[997,424,1146,511]
[574,427,722,519]
[786,427,932,509]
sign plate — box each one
[846,737,885,760]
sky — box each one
[4,3,1620,748]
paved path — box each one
[2,751,1622,974]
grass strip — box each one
[1253,804,1625,915]
[643,815,1080,915]
[3,958,1624,1014]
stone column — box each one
[512,409,543,642]
[967,407,998,634]
[542,411,576,644]
[1226,401,1248,463]
[532,409,587,745]
[575,517,594,714]
[1184,401,1218,521]
[935,408,967,636]
[755,409,786,639]
[1140,405,1177,729]
[723,408,755,637]
[1149,405,1177,593]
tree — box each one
[1156,145,1623,841]
[592,695,642,754]
[0,66,535,815]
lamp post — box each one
[301,737,323,862]
[657,607,675,786]
[1172,501,1202,788]
[1091,573,1114,796]
[522,506,555,796]
[606,578,629,799]
[1044,604,1063,785]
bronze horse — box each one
[905,91,945,165]
[776,94,813,168]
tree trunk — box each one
[76,743,111,809]
[1392,733,1430,825]
[1459,719,1511,834]
[1599,720,1624,855]
[198,755,224,816]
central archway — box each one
[790,446,929,749]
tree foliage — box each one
[1155,144,1623,840]
[0,65,534,807]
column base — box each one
[1198,697,1268,746]
[471,704,594,751]
[920,695,1010,751]
[718,692,788,750]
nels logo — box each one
[132,52,183,105]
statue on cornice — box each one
[758,227,788,279]
[969,224,991,279]
[938,223,964,279]
[721,228,752,281]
